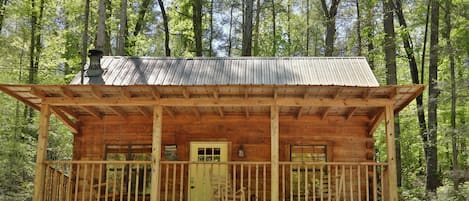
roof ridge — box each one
[102,56,367,60]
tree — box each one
[96,0,107,52]
[80,0,90,85]
[320,0,340,56]
[306,0,310,55]
[271,0,276,56]
[442,0,459,191]
[355,0,362,55]
[130,0,152,53]
[157,0,170,56]
[117,0,127,56]
[192,0,203,56]
[427,0,440,194]
[253,0,261,56]
[242,0,254,56]
[0,0,8,32]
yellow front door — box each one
[189,142,228,201]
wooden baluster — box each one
[341,165,345,201]
[164,163,169,201]
[372,165,377,201]
[297,164,300,201]
[290,164,293,201]
[335,165,338,200]
[44,164,50,201]
[97,164,103,201]
[256,164,259,201]
[127,164,132,201]
[66,163,72,201]
[320,165,323,201]
[305,164,309,201]
[263,164,266,201]
[119,164,125,201]
[142,164,147,201]
[350,165,353,201]
[82,164,88,201]
[179,164,184,201]
[312,164,316,201]
[249,164,252,201]
[328,165,331,201]
[171,163,176,201]
[358,165,361,201]
[74,164,80,201]
[241,164,244,198]
[365,165,369,201]
[59,164,65,201]
[89,164,95,201]
[135,164,140,201]
[233,164,237,201]
[380,164,385,201]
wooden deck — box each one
[42,161,388,201]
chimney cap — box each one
[88,49,104,57]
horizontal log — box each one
[42,97,393,107]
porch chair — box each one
[210,173,246,201]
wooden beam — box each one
[244,87,249,119]
[32,104,51,201]
[51,107,78,133]
[296,89,311,119]
[385,104,398,201]
[56,106,79,119]
[212,90,224,118]
[346,107,358,120]
[321,107,331,120]
[270,105,279,201]
[91,86,104,99]
[137,106,152,117]
[273,88,278,100]
[108,106,127,119]
[79,106,102,119]
[30,87,47,99]
[43,97,394,107]
[163,107,175,119]
[149,86,160,99]
[0,86,40,110]
[120,88,132,99]
[362,88,372,99]
[368,109,385,136]
[150,105,163,201]
[182,88,201,119]
[333,88,343,99]
[60,86,76,98]
[182,88,190,98]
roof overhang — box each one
[0,84,425,134]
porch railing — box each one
[42,161,387,201]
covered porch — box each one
[0,84,424,201]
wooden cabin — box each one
[0,55,424,201]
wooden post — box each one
[271,105,279,201]
[151,105,163,201]
[33,104,51,201]
[385,105,398,201]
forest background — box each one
[0,0,468,200]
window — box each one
[290,145,328,197]
[105,144,152,195]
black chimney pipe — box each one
[85,49,104,77]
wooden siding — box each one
[74,115,374,163]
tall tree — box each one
[320,0,340,56]
[287,0,291,55]
[364,1,375,69]
[306,0,310,56]
[209,0,214,56]
[355,0,362,56]
[227,1,234,56]
[96,0,107,52]
[242,0,254,56]
[81,0,91,84]
[443,0,459,191]
[427,0,440,194]
[253,0,261,56]
[383,0,401,187]
[394,0,428,170]
[157,0,171,56]
[271,0,276,56]
[117,0,128,56]
[421,0,431,84]
[130,0,152,52]
[192,0,203,56]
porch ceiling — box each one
[0,84,424,134]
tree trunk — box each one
[130,0,151,51]
[321,0,340,56]
[383,0,401,187]
[355,0,362,56]
[427,0,440,194]
[306,0,310,56]
[29,0,37,85]
[364,1,375,69]
[0,0,8,32]
[117,0,127,56]
[421,0,431,84]
[96,0,106,51]
[287,0,291,55]
[81,0,91,84]
[209,0,214,56]
[192,0,203,56]
[271,0,276,56]
[443,0,458,191]
[157,0,171,56]
[394,0,428,169]
[242,0,253,56]
[253,0,261,56]
[227,1,234,56]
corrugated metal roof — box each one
[70,57,379,87]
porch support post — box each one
[151,105,163,201]
[33,104,51,201]
[270,105,279,201]
[385,105,398,201]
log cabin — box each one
[0,52,425,201]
